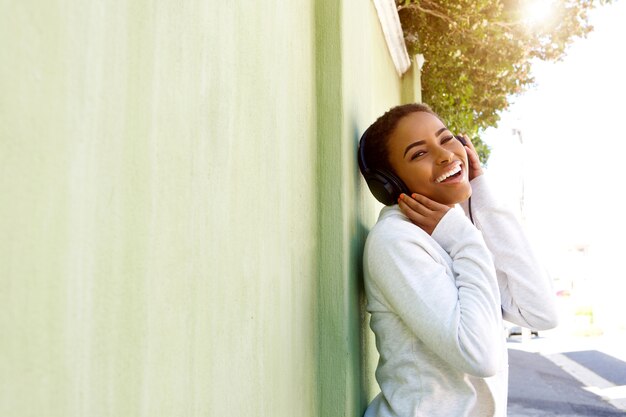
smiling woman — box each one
[357,103,559,417]
[386,110,471,205]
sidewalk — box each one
[507,330,626,416]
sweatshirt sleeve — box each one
[366,209,503,378]
[462,175,559,330]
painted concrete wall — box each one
[1,1,410,416]
[316,1,420,416]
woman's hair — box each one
[363,103,440,173]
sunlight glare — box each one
[524,0,554,26]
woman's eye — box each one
[441,136,454,144]
[411,151,426,160]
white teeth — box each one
[435,163,462,183]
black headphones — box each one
[358,129,469,206]
[357,128,410,206]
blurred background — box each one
[484,0,626,339]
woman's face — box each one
[387,111,472,205]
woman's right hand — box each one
[398,193,451,235]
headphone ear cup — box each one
[363,169,409,206]
[358,129,410,205]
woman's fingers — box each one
[465,145,481,167]
[399,193,431,215]
[398,198,427,222]
[461,134,484,180]
[408,193,450,212]
[398,193,450,235]
[462,134,475,151]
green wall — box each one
[1,1,408,416]
[316,1,417,415]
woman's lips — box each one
[438,168,465,184]
[434,161,464,184]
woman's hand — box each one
[461,134,484,181]
[398,193,451,235]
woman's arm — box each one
[461,137,558,330]
[366,207,504,377]
[462,175,559,330]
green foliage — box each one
[397,0,612,163]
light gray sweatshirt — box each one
[363,175,558,417]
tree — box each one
[397,0,612,162]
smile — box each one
[435,161,463,183]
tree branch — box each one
[397,3,454,23]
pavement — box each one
[507,331,626,416]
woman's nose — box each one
[436,147,454,164]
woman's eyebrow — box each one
[402,128,450,157]
[403,140,426,157]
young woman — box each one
[358,103,558,417]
